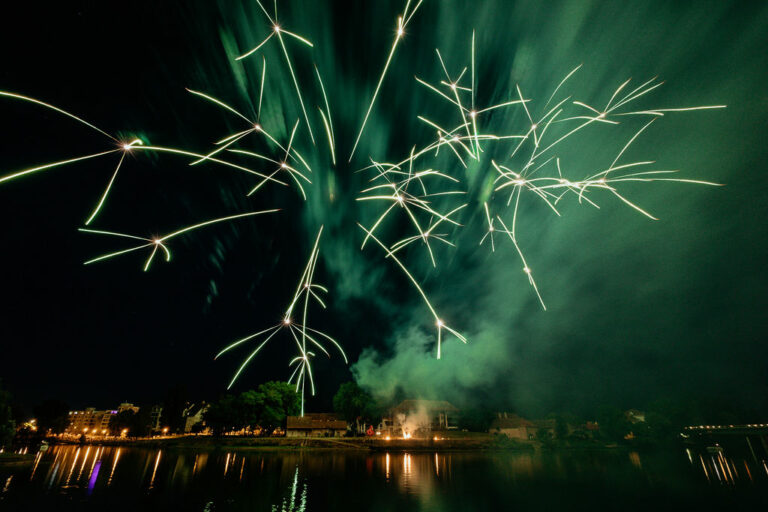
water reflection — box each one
[0,444,767,510]
[148,450,162,489]
[272,466,307,512]
[683,443,768,487]
[2,475,12,494]
[107,448,120,486]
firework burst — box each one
[215,227,346,415]
[0,1,726,396]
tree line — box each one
[4,375,765,446]
[203,381,299,435]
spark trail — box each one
[0,3,727,390]
[215,226,346,415]
[0,91,289,224]
[235,0,316,144]
[349,0,424,161]
[356,44,723,354]
[78,210,279,271]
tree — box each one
[238,390,262,428]
[204,394,240,435]
[535,427,554,447]
[255,381,300,434]
[129,407,155,437]
[596,406,631,441]
[0,380,15,448]
[203,392,262,434]
[547,412,578,440]
[160,385,188,434]
[33,399,69,434]
[643,398,696,443]
[203,383,299,436]
[457,407,496,432]
[333,382,377,433]
[110,410,136,436]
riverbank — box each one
[46,434,625,452]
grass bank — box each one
[50,433,537,452]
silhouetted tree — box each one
[130,407,154,437]
[110,410,136,436]
[536,427,554,447]
[0,380,15,448]
[203,394,240,435]
[160,385,188,434]
[33,399,69,434]
[596,406,631,441]
[256,381,299,434]
[643,398,701,442]
[547,412,579,440]
[203,382,299,435]
[239,390,262,427]
[204,391,262,434]
[458,407,496,432]
[333,382,378,433]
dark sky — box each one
[0,0,766,418]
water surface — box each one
[1,444,766,511]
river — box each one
[1,444,766,510]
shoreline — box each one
[42,435,628,452]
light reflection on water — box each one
[0,444,767,510]
[685,446,768,487]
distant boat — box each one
[706,445,723,454]
[39,441,49,452]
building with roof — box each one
[379,400,459,437]
[285,413,348,437]
[489,413,555,440]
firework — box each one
[0,1,727,391]
[357,223,466,360]
[235,0,316,144]
[0,91,290,225]
[186,87,312,175]
[349,0,423,161]
[216,227,346,415]
[356,42,723,329]
[314,65,336,166]
[78,210,279,271]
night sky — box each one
[0,0,766,418]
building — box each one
[66,407,118,435]
[380,400,459,437]
[489,413,555,440]
[489,413,534,439]
[149,405,163,433]
[625,409,646,424]
[118,402,139,414]
[568,421,599,440]
[183,402,209,433]
[285,413,347,437]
